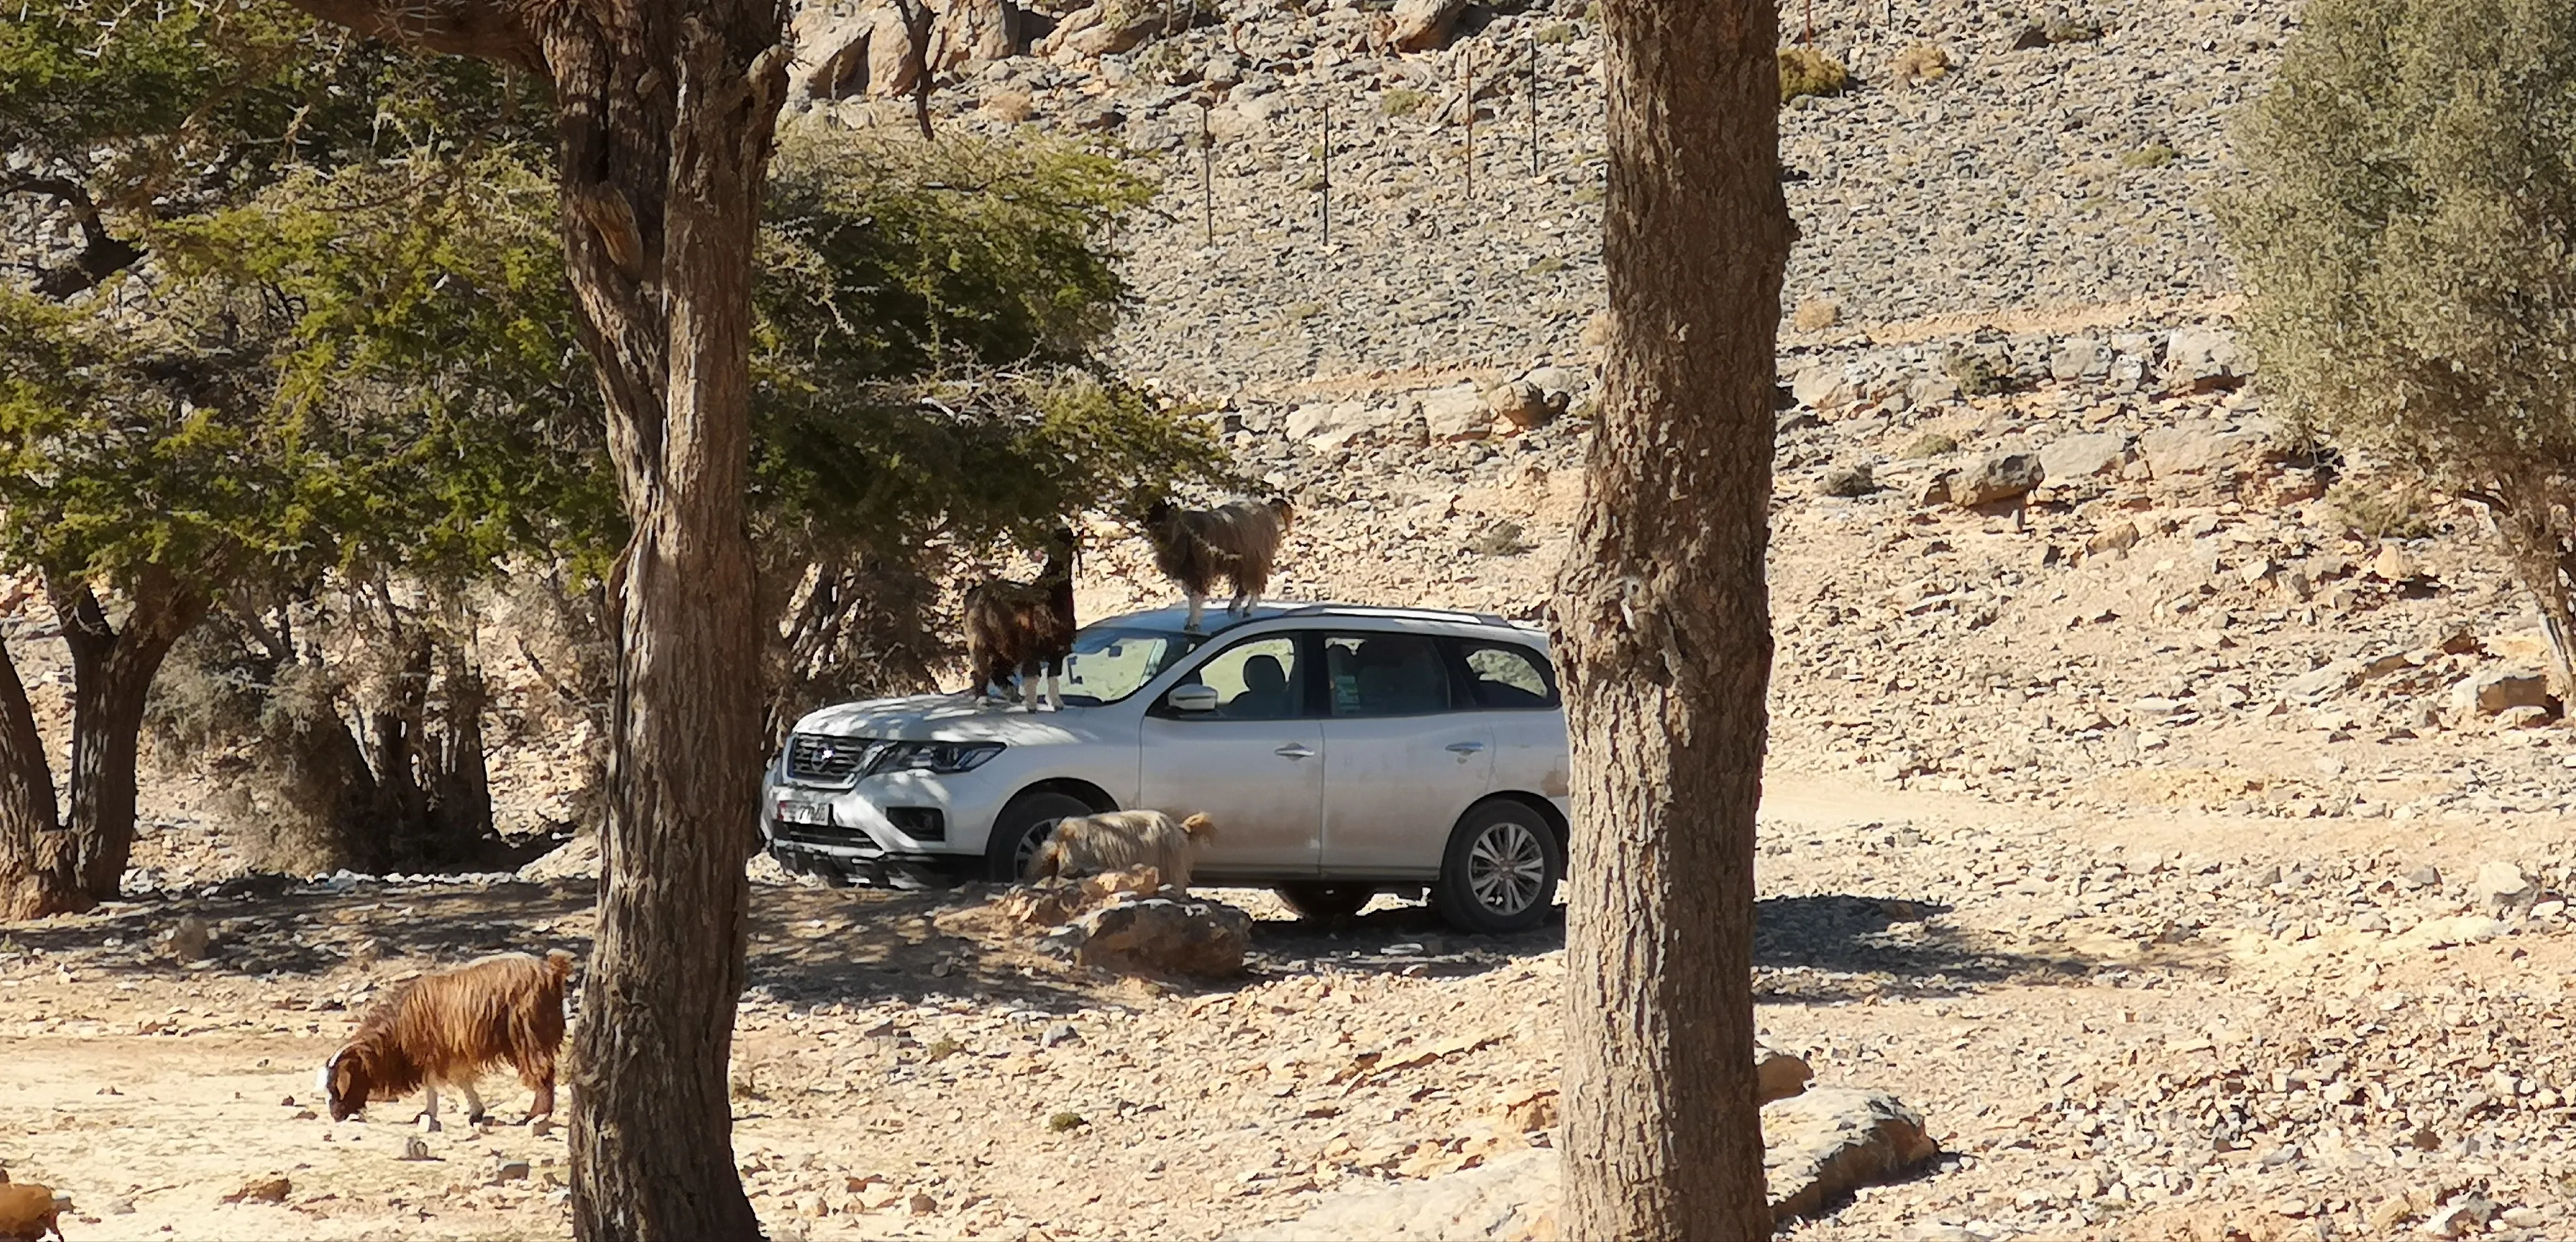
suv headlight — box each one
[872,741,1005,775]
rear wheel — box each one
[983,791,1097,883]
[1432,800,1562,934]
[1275,883,1376,922]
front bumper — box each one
[758,760,1010,888]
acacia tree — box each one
[1548,0,1791,1236]
[0,0,539,915]
[2220,0,2576,687]
[268,0,794,1232]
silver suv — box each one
[759,602,1571,933]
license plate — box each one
[775,796,834,826]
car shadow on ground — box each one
[1753,892,2099,1003]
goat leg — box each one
[1183,592,1205,632]
[460,1080,488,1124]
[416,1083,443,1133]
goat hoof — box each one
[416,1115,441,1134]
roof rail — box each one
[1270,603,1516,627]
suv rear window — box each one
[1323,633,1455,717]
[1455,640,1558,709]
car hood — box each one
[794,694,1099,744]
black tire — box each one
[1432,800,1563,934]
[1275,883,1376,922]
[983,790,1098,883]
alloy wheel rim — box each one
[1467,820,1546,914]
[1015,818,1061,877]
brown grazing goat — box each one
[320,950,573,1130]
[1032,810,1217,891]
[0,1177,64,1242]
[963,527,1078,711]
[1143,497,1294,631]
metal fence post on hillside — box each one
[1463,48,1475,202]
[1199,99,1215,248]
[1529,42,1540,178]
[1320,96,1332,250]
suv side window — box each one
[1323,632,1455,717]
[1454,639,1558,710]
[1173,635,1304,719]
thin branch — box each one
[4,177,145,298]
[270,0,542,72]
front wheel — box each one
[1432,801,1562,934]
[983,791,1097,883]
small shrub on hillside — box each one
[1532,22,1576,44]
[2013,16,2104,48]
[1381,88,1433,117]
[1890,42,1951,85]
[1791,298,1842,330]
[1897,431,1960,459]
[2121,143,2177,169]
[1942,350,2016,397]
[2327,477,2439,542]
[1779,47,1852,103]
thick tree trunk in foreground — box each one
[278,2,788,1236]
[1549,0,1791,1237]
[53,570,208,900]
[0,614,82,919]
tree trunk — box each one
[371,631,434,861]
[0,618,83,919]
[429,642,495,862]
[1548,0,1791,1237]
[278,2,788,1233]
[2483,475,2576,693]
[51,569,210,901]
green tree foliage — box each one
[2218,0,2576,682]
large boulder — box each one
[1231,1086,1938,1239]
[1948,450,2043,506]
[1764,1088,1940,1221]
[1390,0,1472,50]
[2165,324,2252,390]
[2138,423,2270,477]
[929,0,1018,71]
[1043,895,1251,979]
[2038,432,2127,481]
[1417,383,1496,442]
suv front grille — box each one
[785,734,885,784]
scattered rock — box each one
[1042,1022,1080,1048]
[2087,520,2141,556]
[1230,1148,1554,1242]
[2471,861,2538,916]
[163,915,214,962]
[2449,669,2551,717]
[1949,451,2042,506]
[2421,1194,2493,1238]
[1818,462,1876,498]
[1756,1046,1813,1105]
[221,1175,290,1205]
[1485,380,1554,431]
[493,1159,532,1183]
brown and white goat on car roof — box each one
[1142,497,1294,632]
[320,950,573,1130]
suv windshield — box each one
[1053,626,1201,706]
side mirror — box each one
[1165,683,1221,713]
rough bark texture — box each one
[278,1,788,1236]
[2481,475,2576,693]
[1548,0,1791,1237]
[0,616,82,919]
[52,570,209,901]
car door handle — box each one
[1275,744,1316,760]
[1446,741,1487,755]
